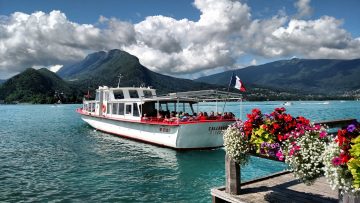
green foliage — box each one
[348,158,360,189]
[0,68,82,104]
[350,136,360,158]
[251,127,275,153]
[348,136,360,189]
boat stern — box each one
[175,121,234,149]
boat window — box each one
[141,102,156,117]
[95,92,100,101]
[129,90,139,98]
[166,102,176,112]
[164,102,194,114]
[133,103,139,117]
[105,92,109,101]
[113,90,124,99]
[119,103,124,115]
[143,90,152,98]
[91,103,95,112]
[107,103,111,114]
[112,103,118,114]
[183,102,194,114]
[126,104,132,114]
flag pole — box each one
[240,97,243,120]
[224,73,246,118]
[222,73,234,113]
[222,86,231,113]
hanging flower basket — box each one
[224,107,329,185]
[323,122,360,199]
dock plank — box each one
[211,172,338,203]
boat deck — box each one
[77,108,236,126]
[211,171,338,203]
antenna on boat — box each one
[117,74,123,88]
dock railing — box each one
[214,118,357,203]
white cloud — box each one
[98,15,108,23]
[294,0,312,18]
[48,64,63,72]
[0,10,135,78]
[271,16,360,59]
[250,59,257,66]
[0,0,359,79]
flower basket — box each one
[323,122,360,200]
[223,107,329,185]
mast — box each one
[117,74,123,88]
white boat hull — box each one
[81,114,234,149]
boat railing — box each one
[140,116,236,124]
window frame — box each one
[133,103,139,117]
[118,103,125,115]
[129,90,139,98]
[113,90,124,100]
[125,104,132,115]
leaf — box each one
[349,141,360,158]
[347,158,360,189]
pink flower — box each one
[289,148,295,156]
[276,150,284,161]
[299,129,305,135]
[314,125,321,131]
[332,157,341,166]
[319,131,327,138]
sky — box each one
[0,0,360,79]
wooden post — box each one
[225,154,241,195]
[339,191,360,203]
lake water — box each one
[1,101,359,202]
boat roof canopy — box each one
[150,89,243,102]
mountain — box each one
[58,49,220,94]
[0,68,81,104]
[57,51,107,78]
[195,58,360,95]
[1,51,352,104]
[0,79,5,84]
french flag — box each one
[229,73,246,92]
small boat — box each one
[283,101,293,106]
[76,86,242,150]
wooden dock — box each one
[211,118,358,203]
[212,171,338,203]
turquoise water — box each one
[0,101,359,202]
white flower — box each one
[322,139,360,195]
[284,126,328,185]
[223,126,250,165]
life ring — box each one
[102,104,106,113]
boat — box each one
[283,101,293,106]
[76,86,242,149]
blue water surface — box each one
[0,101,359,202]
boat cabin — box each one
[82,86,240,123]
